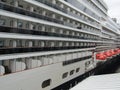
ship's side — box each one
[0,0,119,90]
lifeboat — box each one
[10,61,26,73]
[103,51,112,57]
[108,50,115,56]
[96,48,120,62]
[0,65,5,75]
[117,49,120,54]
[114,49,120,54]
[26,58,42,69]
[96,53,107,60]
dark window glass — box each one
[76,68,80,73]
[0,40,4,47]
[70,70,74,75]
[17,22,23,28]
[0,19,5,26]
[42,79,51,88]
[62,72,68,79]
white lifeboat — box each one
[26,59,42,69]
[10,60,26,73]
[0,65,5,75]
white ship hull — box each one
[0,0,120,90]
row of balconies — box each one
[0,0,100,29]
[95,46,117,52]
[84,0,107,17]
[35,0,67,13]
[0,37,116,50]
[0,39,117,55]
[67,11,100,28]
[0,45,96,55]
[37,0,100,27]
[102,29,116,37]
[60,0,100,21]
[0,2,64,24]
[0,25,100,40]
[93,0,108,12]
[40,0,100,27]
[0,12,101,36]
[0,51,92,75]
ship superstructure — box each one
[0,0,120,90]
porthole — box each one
[76,68,80,73]
[42,79,51,88]
[70,70,74,75]
[62,72,68,79]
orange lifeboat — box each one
[117,49,120,54]
[104,51,112,57]
[109,50,116,56]
[96,53,107,60]
[114,49,120,54]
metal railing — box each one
[35,0,67,13]
[0,25,98,40]
[0,2,64,25]
[0,46,95,55]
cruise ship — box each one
[0,0,120,90]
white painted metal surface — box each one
[0,48,94,60]
[71,73,120,90]
[0,61,86,90]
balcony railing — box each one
[0,1,101,30]
[0,25,98,40]
[0,46,95,55]
[33,0,100,28]
[0,2,64,25]
[35,0,67,13]
[67,10,100,28]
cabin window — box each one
[18,2,23,8]
[0,40,4,47]
[39,41,45,47]
[33,25,36,30]
[42,79,51,88]
[38,25,42,30]
[0,19,5,26]
[17,22,23,28]
[62,72,68,79]
[10,20,14,27]
[76,68,80,73]
[25,41,34,47]
[9,40,17,47]
[70,70,74,75]
[85,61,91,67]
[17,40,22,47]
[26,23,29,29]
